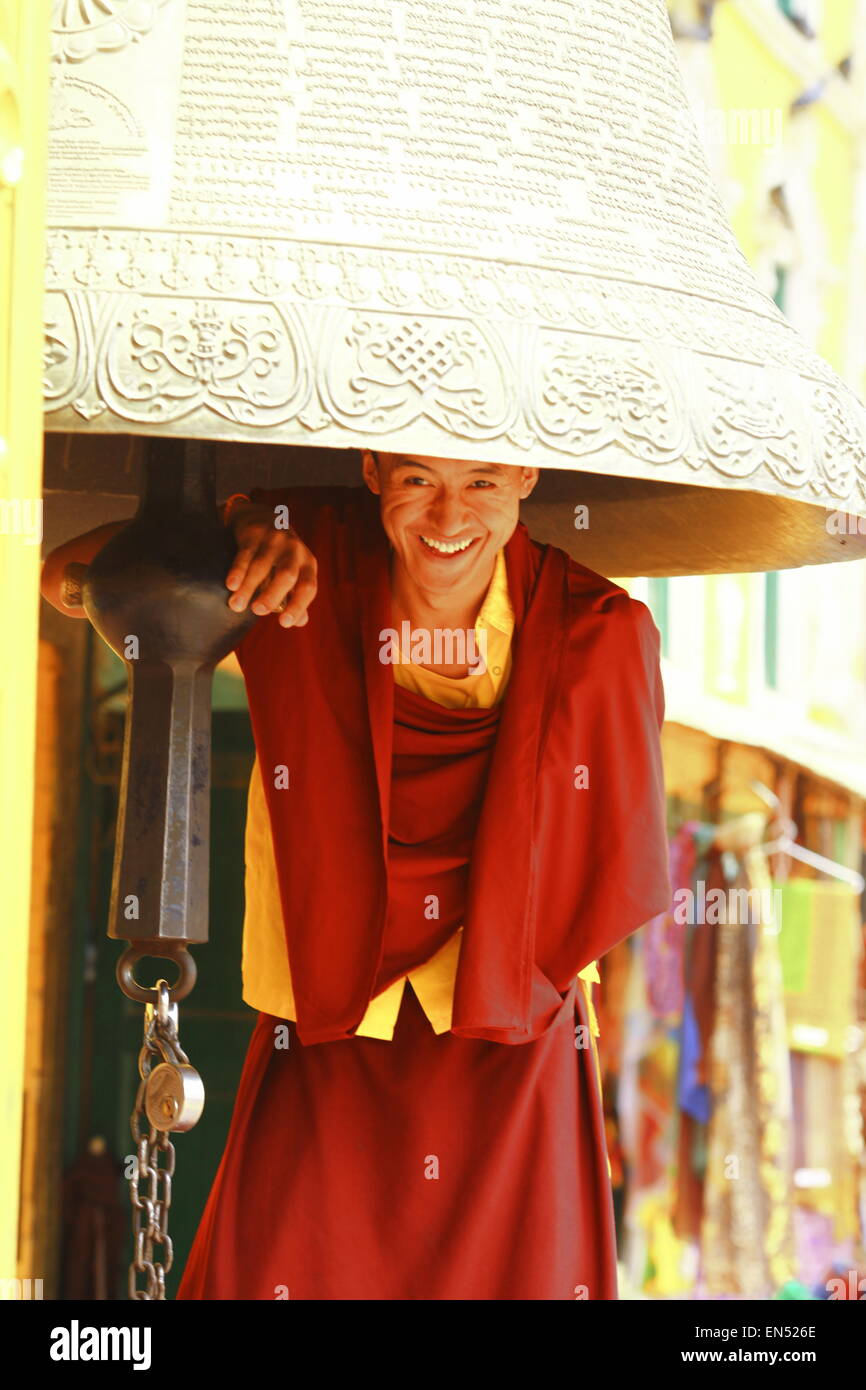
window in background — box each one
[648,576,671,659]
[776,0,818,39]
[764,570,779,689]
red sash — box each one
[377,683,502,989]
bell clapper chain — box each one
[127,979,205,1301]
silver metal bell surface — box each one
[43,0,866,574]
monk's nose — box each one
[427,491,470,536]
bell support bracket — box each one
[65,435,257,1004]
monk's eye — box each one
[405,475,432,486]
[469,479,495,488]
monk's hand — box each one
[224,502,317,629]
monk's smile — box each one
[417,533,481,558]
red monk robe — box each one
[176,485,671,1300]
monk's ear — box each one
[519,467,540,500]
[361,449,382,495]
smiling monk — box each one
[43,448,671,1300]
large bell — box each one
[42,0,866,575]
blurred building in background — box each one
[603,0,866,1299]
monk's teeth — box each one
[420,536,475,554]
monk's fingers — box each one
[227,548,282,611]
[225,543,259,595]
[249,557,303,615]
[277,567,318,628]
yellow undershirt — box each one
[240,549,600,1052]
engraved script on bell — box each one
[44,0,866,558]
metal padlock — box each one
[141,985,205,1133]
[144,1059,205,1133]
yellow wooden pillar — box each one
[0,0,50,1286]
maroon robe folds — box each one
[381,683,501,987]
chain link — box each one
[126,981,191,1300]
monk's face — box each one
[361,450,538,602]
